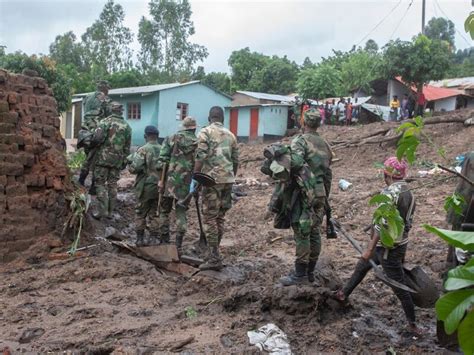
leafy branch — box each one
[369,194,404,248]
[62,187,91,255]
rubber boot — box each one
[199,247,223,271]
[176,233,184,256]
[279,263,308,286]
[78,169,88,186]
[136,230,146,247]
[307,260,317,283]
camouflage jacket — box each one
[159,129,198,200]
[128,141,162,201]
[83,91,111,130]
[195,122,239,184]
[94,114,132,170]
[290,132,333,198]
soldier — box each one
[92,102,132,220]
[193,107,239,271]
[79,80,112,186]
[128,125,162,246]
[280,109,333,286]
[158,117,198,251]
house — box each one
[353,77,472,113]
[59,97,82,140]
[73,81,232,146]
[430,77,474,107]
[226,91,295,142]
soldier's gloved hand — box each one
[189,179,198,194]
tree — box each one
[364,39,379,52]
[0,51,71,112]
[302,57,314,70]
[227,47,267,91]
[296,63,343,100]
[49,31,87,71]
[383,35,452,91]
[340,49,383,94]
[137,0,208,78]
[249,55,299,94]
[202,72,232,95]
[425,17,456,49]
[81,0,133,74]
[106,69,147,89]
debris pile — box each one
[0,69,68,262]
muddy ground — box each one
[1,117,473,354]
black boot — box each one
[279,262,308,286]
[78,169,88,186]
[176,233,184,255]
[307,260,317,283]
[199,246,223,271]
[136,231,146,247]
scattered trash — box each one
[338,179,352,191]
[455,154,465,166]
[247,323,292,354]
[352,331,359,338]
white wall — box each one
[387,80,411,105]
[434,97,456,112]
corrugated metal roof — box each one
[236,91,293,103]
[394,77,463,101]
[226,103,291,108]
[430,77,474,88]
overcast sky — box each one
[0,0,472,73]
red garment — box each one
[417,93,426,105]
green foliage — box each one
[202,71,232,95]
[67,150,87,171]
[364,39,379,53]
[64,188,91,255]
[184,306,198,319]
[444,193,466,217]
[444,264,474,291]
[297,64,342,100]
[423,225,474,251]
[49,31,88,71]
[383,35,452,89]
[436,289,474,334]
[369,194,405,248]
[458,310,474,353]
[0,51,72,112]
[340,49,383,93]
[465,12,474,40]
[227,47,268,91]
[137,0,208,77]
[395,116,424,164]
[81,0,134,74]
[425,17,456,49]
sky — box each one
[0,0,472,73]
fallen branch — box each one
[168,336,195,352]
[437,164,474,186]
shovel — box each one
[332,219,417,293]
[177,172,216,248]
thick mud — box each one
[1,116,473,353]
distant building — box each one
[430,76,474,103]
[59,98,82,140]
[72,81,232,146]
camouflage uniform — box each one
[158,120,198,246]
[129,139,162,240]
[93,104,132,219]
[195,119,239,266]
[79,81,111,186]
[280,109,332,285]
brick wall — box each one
[0,69,69,262]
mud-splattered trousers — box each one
[202,184,233,247]
[342,243,416,323]
[135,199,159,236]
[158,196,187,241]
[94,166,120,218]
[293,197,325,264]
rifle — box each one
[156,163,168,217]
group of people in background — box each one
[294,97,359,127]
[390,92,427,121]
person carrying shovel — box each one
[192,106,239,271]
[157,117,198,252]
[333,157,422,336]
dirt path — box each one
[1,119,473,353]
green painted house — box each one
[74,81,232,146]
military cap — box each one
[144,125,159,135]
[110,101,123,113]
[209,106,224,120]
[182,116,197,128]
[97,80,111,89]
[304,108,321,128]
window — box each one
[176,102,189,120]
[127,102,141,119]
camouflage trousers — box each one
[293,197,325,264]
[202,184,233,248]
[158,196,187,240]
[94,166,120,218]
[136,198,159,236]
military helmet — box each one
[144,125,159,136]
[110,101,123,113]
[97,80,111,90]
[182,116,197,129]
[304,108,321,128]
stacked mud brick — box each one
[0,69,69,262]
